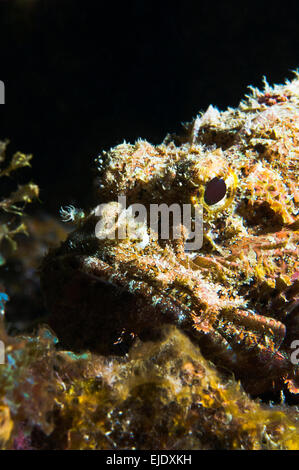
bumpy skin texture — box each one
[41,75,299,398]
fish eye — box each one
[204,177,227,205]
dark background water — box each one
[0,0,298,215]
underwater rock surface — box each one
[0,323,299,450]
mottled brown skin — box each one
[41,214,298,398]
[41,77,299,399]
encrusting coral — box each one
[0,322,299,450]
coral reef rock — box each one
[1,323,299,450]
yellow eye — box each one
[191,170,238,213]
